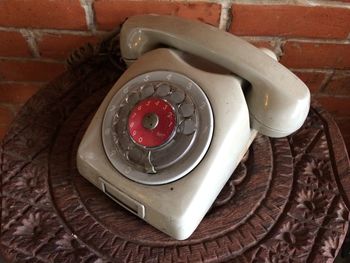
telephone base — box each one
[77,48,258,239]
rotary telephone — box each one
[77,15,310,240]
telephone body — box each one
[77,15,310,240]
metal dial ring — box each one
[102,71,213,185]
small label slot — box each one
[105,186,139,215]
[99,178,145,218]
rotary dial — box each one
[102,71,213,185]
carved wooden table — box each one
[1,31,350,263]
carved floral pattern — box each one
[56,234,79,253]
[275,222,309,248]
[304,158,329,179]
[296,189,327,215]
[322,236,339,259]
[263,242,295,263]
[13,171,38,190]
[249,109,349,263]
[14,213,41,237]
[336,203,350,223]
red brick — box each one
[293,71,328,93]
[0,83,42,103]
[324,72,350,96]
[0,60,65,82]
[94,1,221,30]
[0,0,87,30]
[280,41,350,69]
[0,31,31,57]
[38,34,100,59]
[0,105,14,126]
[316,96,350,117]
[230,4,350,39]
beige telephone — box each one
[77,15,310,240]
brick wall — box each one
[0,0,349,151]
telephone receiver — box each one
[77,14,310,240]
[121,15,310,137]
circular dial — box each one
[128,98,176,148]
[102,71,213,185]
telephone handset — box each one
[121,15,310,137]
[77,15,310,240]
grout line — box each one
[0,103,24,116]
[229,0,350,8]
[333,116,350,121]
[313,93,350,99]
[283,38,350,44]
[167,0,350,8]
[273,38,284,59]
[290,68,350,74]
[0,22,348,43]
[305,0,350,9]
[0,80,47,85]
[5,32,348,44]
[319,70,335,92]
[0,56,65,63]
[241,36,284,41]
[19,29,40,58]
[30,28,108,36]
[80,0,97,32]
[240,36,284,58]
[1,54,349,74]
[219,1,233,30]
[291,68,334,73]
[237,35,350,44]
[0,26,108,36]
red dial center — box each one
[128,97,176,148]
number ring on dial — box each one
[128,98,176,148]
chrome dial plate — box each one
[102,71,213,185]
